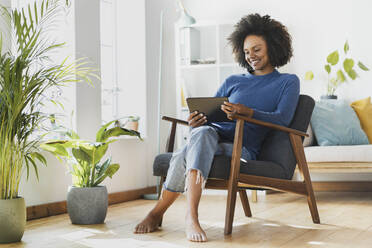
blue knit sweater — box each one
[210,69,300,159]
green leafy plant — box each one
[0,0,96,199]
[40,121,142,187]
[305,41,369,96]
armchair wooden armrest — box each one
[162,113,308,154]
[230,113,308,137]
[162,115,189,153]
[162,116,189,126]
[162,112,308,154]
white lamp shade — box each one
[177,10,196,27]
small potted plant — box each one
[114,115,140,131]
[124,115,140,131]
[305,41,369,99]
[41,121,142,225]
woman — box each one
[134,13,300,242]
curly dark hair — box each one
[228,13,293,73]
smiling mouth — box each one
[250,59,260,67]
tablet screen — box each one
[186,97,232,123]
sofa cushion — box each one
[304,144,372,162]
[310,100,369,146]
[351,97,372,143]
[303,124,314,147]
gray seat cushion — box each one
[153,153,287,180]
[153,95,315,181]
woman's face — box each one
[243,35,273,75]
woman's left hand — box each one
[221,101,254,120]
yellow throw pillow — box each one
[351,97,372,143]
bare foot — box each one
[134,212,162,234]
[185,213,207,242]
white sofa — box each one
[305,144,372,163]
[296,97,372,191]
[251,141,372,202]
[299,136,372,191]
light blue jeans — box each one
[163,125,253,193]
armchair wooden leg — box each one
[289,134,320,224]
[251,190,258,202]
[239,190,252,217]
[300,165,320,224]
[158,176,165,227]
[225,184,238,235]
[224,119,245,235]
[158,176,165,200]
[300,159,320,224]
[306,191,320,224]
[299,160,320,224]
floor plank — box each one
[1,191,372,247]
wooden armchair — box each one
[153,95,319,235]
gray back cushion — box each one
[257,95,315,179]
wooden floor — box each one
[2,191,372,248]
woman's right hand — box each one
[187,111,207,128]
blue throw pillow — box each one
[310,100,369,146]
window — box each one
[100,0,147,136]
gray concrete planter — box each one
[0,197,26,243]
[67,186,108,225]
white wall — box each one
[0,0,10,7]
[180,0,372,182]
[16,0,77,206]
[9,0,78,206]
[18,0,154,207]
[146,0,372,183]
[0,0,11,53]
[12,0,372,206]
[182,0,372,102]
[145,0,179,186]
[105,0,150,194]
[75,0,102,140]
[116,0,147,136]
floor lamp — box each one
[143,10,164,200]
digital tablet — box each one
[186,97,232,123]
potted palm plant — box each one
[0,0,95,243]
[40,121,142,224]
